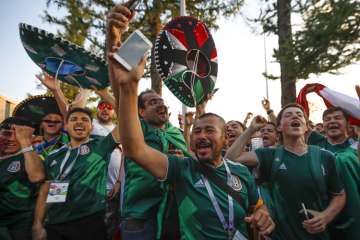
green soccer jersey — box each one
[255,147,343,240]
[35,132,69,159]
[121,120,189,219]
[333,147,360,239]
[307,131,353,153]
[44,134,117,224]
[166,156,259,240]
[0,153,37,228]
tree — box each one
[254,0,360,106]
[43,0,245,95]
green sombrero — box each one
[13,95,61,135]
[19,23,108,89]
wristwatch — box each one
[21,146,34,154]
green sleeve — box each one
[323,150,344,195]
[254,148,275,183]
[165,155,187,184]
[93,133,118,159]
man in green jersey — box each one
[0,117,45,240]
[310,107,360,240]
[226,103,346,240]
[32,107,120,240]
[105,5,275,239]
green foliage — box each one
[44,0,244,54]
[255,0,360,80]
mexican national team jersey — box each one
[0,153,37,228]
[44,134,117,224]
[333,147,360,239]
[255,147,343,240]
[121,120,188,219]
[165,156,259,240]
[307,131,354,153]
[35,132,69,159]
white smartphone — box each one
[113,30,152,71]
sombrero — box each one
[19,23,109,89]
[154,16,218,107]
[12,95,61,134]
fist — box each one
[14,125,34,143]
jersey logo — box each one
[79,145,90,155]
[279,163,287,170]
[50,160,58,167]
[230,175,242,192]
[321,164,326,176]
[7,161,21,173]
[194,178,205,188]
[274,157,280,162]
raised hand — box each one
[262,98,271,111]
[36,72,60,92]
[106,4,146,87]
[14,125,34,147]
[248,115,267,132]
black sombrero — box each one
[13,95,61,134]
[19,23,109,89]
[154,16,218,107]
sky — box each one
[1,0,359,126]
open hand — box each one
[36,72,60,92]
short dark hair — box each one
[66,107,93,122]
[196,113,226,134]
[227,120,246,131]
[276,103,308,127]
[138,89,157,109]
[322,107,349,121]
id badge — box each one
[46,181,69,203]
[232,230,248,240]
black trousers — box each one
[46,211,106,240]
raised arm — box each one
[225,116,267,167]
[14,125,45,183]
[37,73,68,118]
[262,98,276,124]
[107,4,168,179]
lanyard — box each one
[202,159,235,236]
[56,147,79,180]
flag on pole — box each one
[297,83,360,125]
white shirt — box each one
[92,119,122,191]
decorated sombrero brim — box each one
[13,95,61,134]
[19,23,108,89]
[155,16,218,107]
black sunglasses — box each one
[43,120,63,124]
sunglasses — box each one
[43,120,63,124]
[98,103,113,111]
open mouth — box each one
[290,121,301,127]
[74,126,85,134]
[196,141,213,152]
[328,124,340,130]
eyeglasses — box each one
[43,120,63,124]
[98,103,113,111]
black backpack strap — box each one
[196,161,245,210]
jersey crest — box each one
[7,161,21,173]
[230,174,242,192]
[79,145,90,155]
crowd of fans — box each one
[1,3,360,240]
